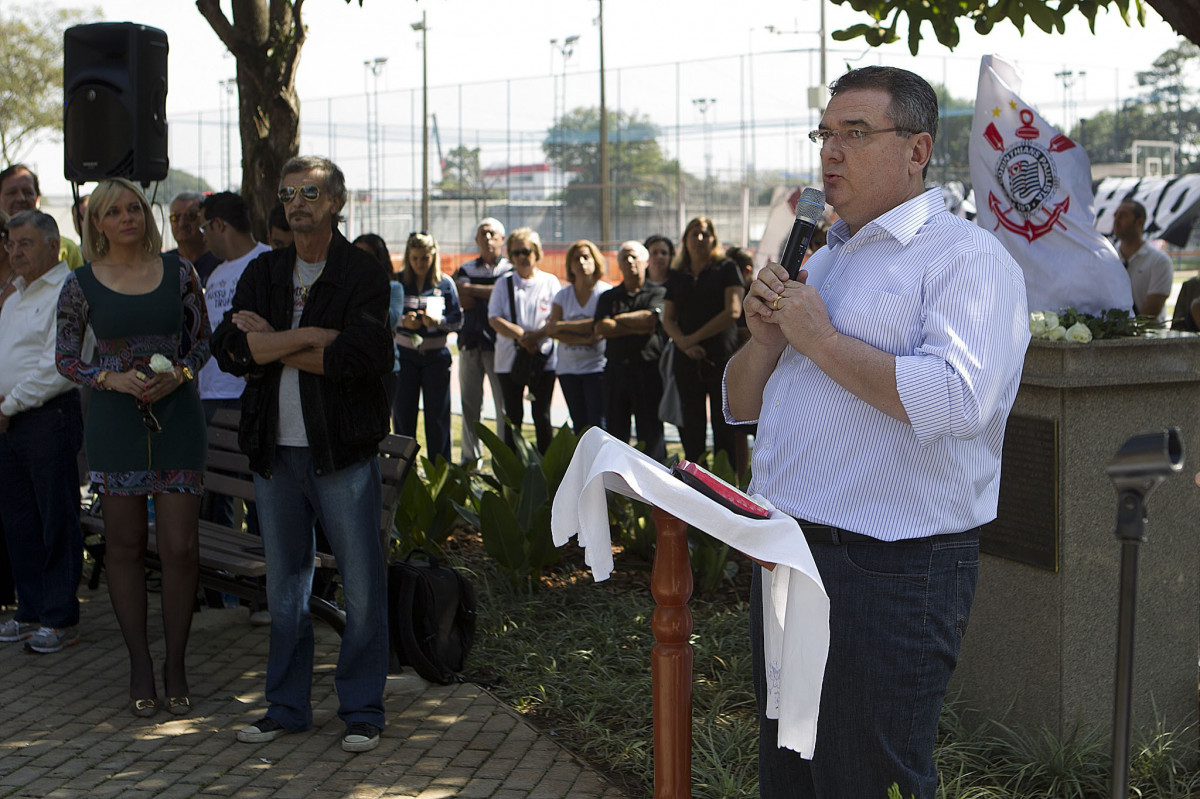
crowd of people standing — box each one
[0,154,767,753]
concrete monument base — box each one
[952,334,1200,760]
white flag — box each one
[969,55,1132,315]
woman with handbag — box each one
[487,227,560,453]
[660,216,743,465]
[393,232,462,463]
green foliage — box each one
[686,450,740,594]
[392,454,471,557]
[608,493,657,563]
[455,422,579,592]
[0,3,95,164]
[828,0,1152,56]
[470,555,757,798]
[1076,41,1200,169]
[437,145,501,200]
[543,106,681,213]
[1058,306,1161,338]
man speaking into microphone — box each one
[725,66,1030,798]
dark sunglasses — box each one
[277,184,322,203]
[136,400,161,433]
[509,248,532,258]
[168,212,199,224]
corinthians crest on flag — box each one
[969,55,1132,315]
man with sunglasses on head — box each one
[164,192,219,287]
[211,156,393,755]
[727,67,1030,798]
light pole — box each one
[1055,68,1086,136]
[364,57,387,233]
[692,98,716,215]
[412,12,430,232]
[218,77,236,191]
[597,0,610,247]
[550,34,579,243]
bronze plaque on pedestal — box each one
[980,415,1059,571]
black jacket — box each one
[211,231,392,477]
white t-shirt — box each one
[199,242,271,400]
[1125,241,1173,321]
[487,269,561,374]
[277,257,325,446]
[552,281,610,375]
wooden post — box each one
[650,507,693,799]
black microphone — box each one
[778,187,826,280]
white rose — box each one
[1028,312,1048,337]
[1066,322,1093,343]
[1047,325,1067,341]
[149,354,174,374]
[411,334,424,348]
[1043,312,1059,330]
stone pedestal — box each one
[951,334,1200,755]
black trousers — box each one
[498,370,557,454]
[602,359,665,461]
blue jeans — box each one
[0,391,84,629]
[557,372,604,435]
[752,530,980,799]
[253,448,387,731]
[394,348,452,463]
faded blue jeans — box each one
[253,448,387,731]
[752,529,980,798]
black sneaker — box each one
[341,721,380,753]
[237,716,289,743]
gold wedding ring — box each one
[772,296,781,311]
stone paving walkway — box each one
[0,588,628,798]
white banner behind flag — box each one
[969,55,1132,315]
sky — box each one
[30,0,1190,200]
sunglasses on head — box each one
[277,184,322,203]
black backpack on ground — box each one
[387,549,477,684]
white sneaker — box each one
[24,626,80,653]
[0,618,37,642]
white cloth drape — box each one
[550,427,830,756]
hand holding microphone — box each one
[778,187,826,281]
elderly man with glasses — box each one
[164,191,219,287]
[0,211,85,654]
[727,67,1030,798]
[211,156,393,754]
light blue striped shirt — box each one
[727,188,1030,540]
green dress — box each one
[56,256,211,495]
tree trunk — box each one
[196,0,305,242]
[1147,0,1200,48]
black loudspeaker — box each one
[63,23,169,183]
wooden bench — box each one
[82,408,420,636]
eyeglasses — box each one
[807,127,917,148]
[509,248,532,258]
[277,184,322,203]
[4,237,37,253]
[136,400,161,433]
[198,219,217,235]
[168,212,199,224]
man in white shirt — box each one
[1112,199,1173,321]
[198,192,270,532]
[0,210,85,654]
[726,67,1029,798]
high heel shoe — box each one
[166,696,192,716]
[131,698,159,718]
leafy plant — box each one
[453,421,579,592]
[392,454,471,557]
[1058,306,1162,339]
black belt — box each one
[795,519,881,545]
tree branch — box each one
[195,0,249,57]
